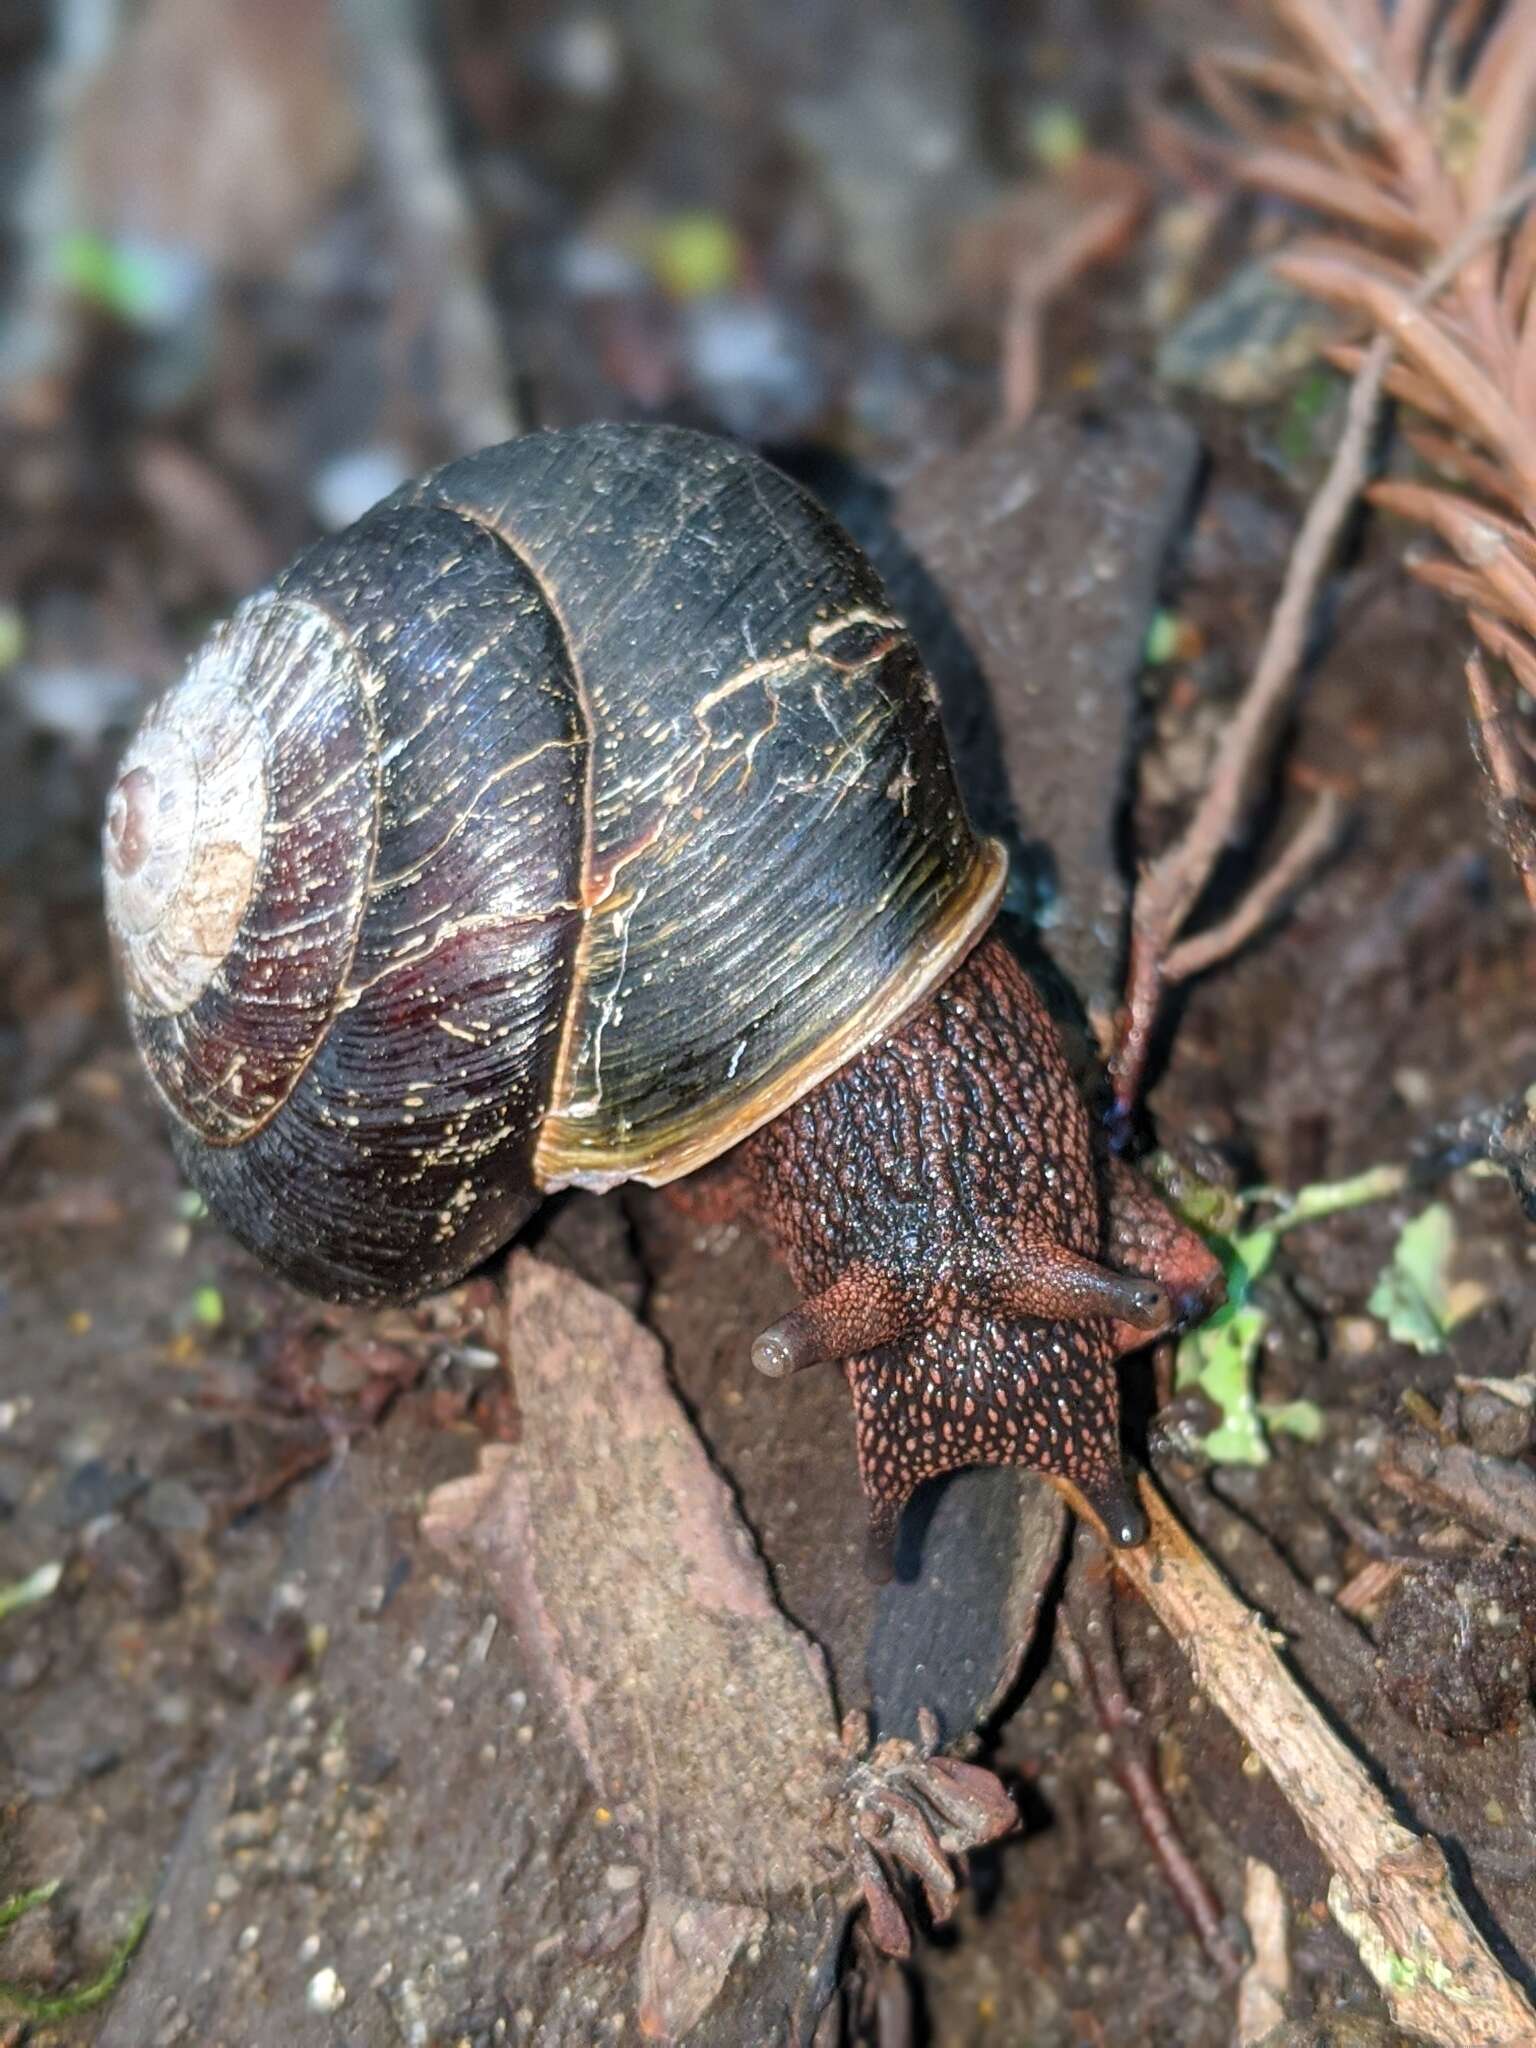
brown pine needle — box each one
[1467,646,1536,914]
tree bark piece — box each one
[423,1252,1021,2043]
[1379,1427,1536,1550]
[893,407,1201,1017]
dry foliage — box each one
[1202,0,1536,907]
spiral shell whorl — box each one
[110,493,589,1300]
[103,628,267,1015]
[106,596,380,1146]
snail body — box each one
[105,424,1220,1561]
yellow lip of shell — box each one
[103,629,268,1015]
[537,835,1009,1192]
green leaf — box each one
[1260,1398,1325,1442]
[1274,362,1344,470]
[1175,1302,1271,1463]
[1143,610,1182,665]
[1027,102,1088,173]
[1201,1411,1270,1465]
[1368,1203,1456,1354]
[1243,1162,1409,1237]
[1140,1152,1243,1236]
[1166,1160,1413,1467]
[1227,1226,1278,1301]
[0,607,24,674]
[54,231,163,324]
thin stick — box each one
[1382,1411,1536,1540]
[1059,1536,1243,1980]
[1113,337,1390,1118]
[1000,183,1144,427]
[1159,787,1343,984]
[336,0,519,456]
[1115,166,1536,1120]
[1052,1473,1536,2048]
[1465,646,1536,914]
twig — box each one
[1115,159,1536,1121]
[1235,1858,1290,2048]
[1465,647,1536,915]
[1113,336,1390,1120]
[1194,0,1536,914]
[1051,1471,1536,2047]
[1159,787,1344,983]
[1001,180,1144,426]
[1059,1533,1243,1981]
[336,0,518,456]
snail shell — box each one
[104,425,1004,1300]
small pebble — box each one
[546,14,621,99]
[0,1646,51,1692]
[211,1612,309,1695]
[1460,1386,1532,1459]
[1157,259,1340,405]
[83,1518,183,1616]
[39,1458,144,1528]
[305,1966,345,2014]
[317,1342,372,1395]
[221,1806,278,1850]
[139,1478,211,1534]
[1333,1316,1380,1358]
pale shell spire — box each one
[103,618,269,1014]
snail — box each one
[103,423,1221,1567]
